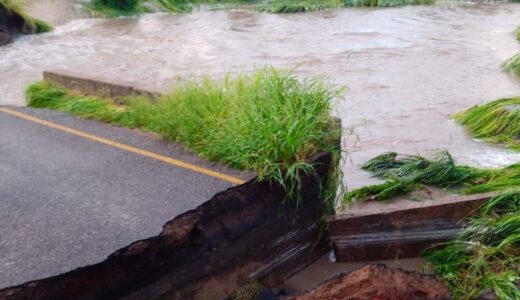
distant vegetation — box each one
[90,0,151,16]
[502,27,520,78]
[90,0,435,16]
[0,0,52,33]
[26,68,343,207]
[257,0,342,13]
[344,0,432,7]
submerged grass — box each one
[501,26,520,78]
[27,68,343,205]
[343,150,520,203]
[453,97,520,150]
[503,53,520,78]
[0,0,52,33]
[343,151,496,203]
[90,0,435,15]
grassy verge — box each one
[0,0,52,33]
[344,151,520,298]
[453,97,520,150]
[27,68,343,206]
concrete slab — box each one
[0,106,255,288]
[329,191,495,262]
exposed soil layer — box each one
[0,153,332,300]
[0,5,40,44]
[287,264,451,300]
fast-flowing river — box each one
[2,3,520,190]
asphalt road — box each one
[0,107,254,288]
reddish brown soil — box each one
[287,264,451,300]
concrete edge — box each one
[328,192,495,262]
[43,70,161,101]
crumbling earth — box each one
[287,264,451,300]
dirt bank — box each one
[287,264,450,300]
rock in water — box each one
[0,28,11,46]
[287,264,451,300]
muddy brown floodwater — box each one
[2,3,520,191]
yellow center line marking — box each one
[0,107,246,185]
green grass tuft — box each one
[454,97,520,150]
[27,68,343,205]
[0,0,52,33]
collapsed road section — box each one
[0,70,340,299]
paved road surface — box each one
[0,106,254,288]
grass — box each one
[501,26,520,78]
[26,68,343,205]
[156,0,192,13]
[344,0,433,7]
[503,53,520,78]
[89,0,436,16]
[89,0,151,17]
[423,192,520,299]
[343,151,496,203]
[343,149,520,203]
[257,0,342,13]
[453,97,520,150]
[0,0,52,33]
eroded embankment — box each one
[0,153,332,300]
[0,69,340,299]
[0,1,51,45]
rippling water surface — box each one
[2,3,520,188]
